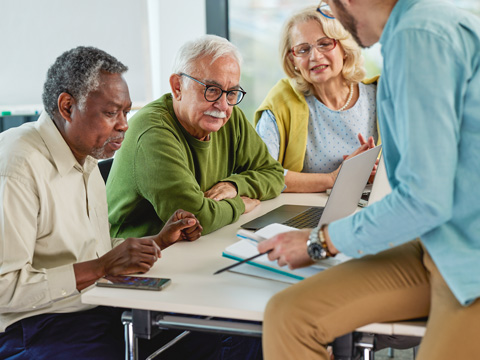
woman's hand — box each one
[333,133,378,183]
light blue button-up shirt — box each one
[329,0,480,306]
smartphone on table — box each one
[95,275,171,291]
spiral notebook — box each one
[223,224,351,283]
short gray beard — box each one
[90,134,124,159]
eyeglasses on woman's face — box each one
[180,73,246,106]
[290,37,337,58]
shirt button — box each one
[389,242,394,247]
[61,289,67,296]
[357,250,363,255]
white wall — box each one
[0,0,206,113]
[147,0,206,101]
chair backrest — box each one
[98,158,114,183]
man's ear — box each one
[57,93,75,123]
[169,74,183,101]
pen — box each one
[213,249,273,275]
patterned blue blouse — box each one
[256,82,378,173]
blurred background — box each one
[229,0,480,120]
[1,0,478,130]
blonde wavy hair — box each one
[280,6,365,96]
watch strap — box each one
[318,224,334,258]
[307,226,329,260]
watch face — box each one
[308,243,327,260]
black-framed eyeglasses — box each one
[317,1,335,19]
[180,73,246,106]
[291,37,337,58]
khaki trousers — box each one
[263,240,480,360]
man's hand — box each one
[74,210,202,291]
[204,181,238,201]
[241,196,260,213]
[99,237,161,276]
[74,237,162,291]
[257,229,314,269]
[155,209,202,249]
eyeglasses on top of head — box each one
[180,73,246,106]
[317,1,335,19]
[290,37,337,58]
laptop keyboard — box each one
[282,207,325,229]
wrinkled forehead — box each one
[86,72,131,107]
[290,19,326,45]
[191,55,241,86]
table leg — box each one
[355,333,375,360]
[122,311,138,360]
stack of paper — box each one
[222,223,351,284]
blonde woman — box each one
[255,5,379,193]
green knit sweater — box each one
[106,94,284,237]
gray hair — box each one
[172,35,242,83]
[42,46,128,118]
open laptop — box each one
[357,153,392,207]
[240,145,382,231]
[366,153,392,205]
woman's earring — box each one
[294,66,298,70]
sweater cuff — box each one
[225,195,245,216]
[221,176,242,194]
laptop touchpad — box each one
[240,205,312,231]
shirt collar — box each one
[35,111,98,176]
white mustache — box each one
[204,110,227,119]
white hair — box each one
[172,35,243,79]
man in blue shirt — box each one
[258,0,480,359]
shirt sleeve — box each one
[111,238,125,248]
[329,28,462,257]
[255,110,281,161]
[222,110,285,200]
[0,175,77,313]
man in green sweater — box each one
[107,35,284,239]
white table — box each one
[81,193,425,359]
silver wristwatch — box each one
[307,226,329,260]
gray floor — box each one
[374,348,416,360]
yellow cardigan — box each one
[254,76,380,172]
